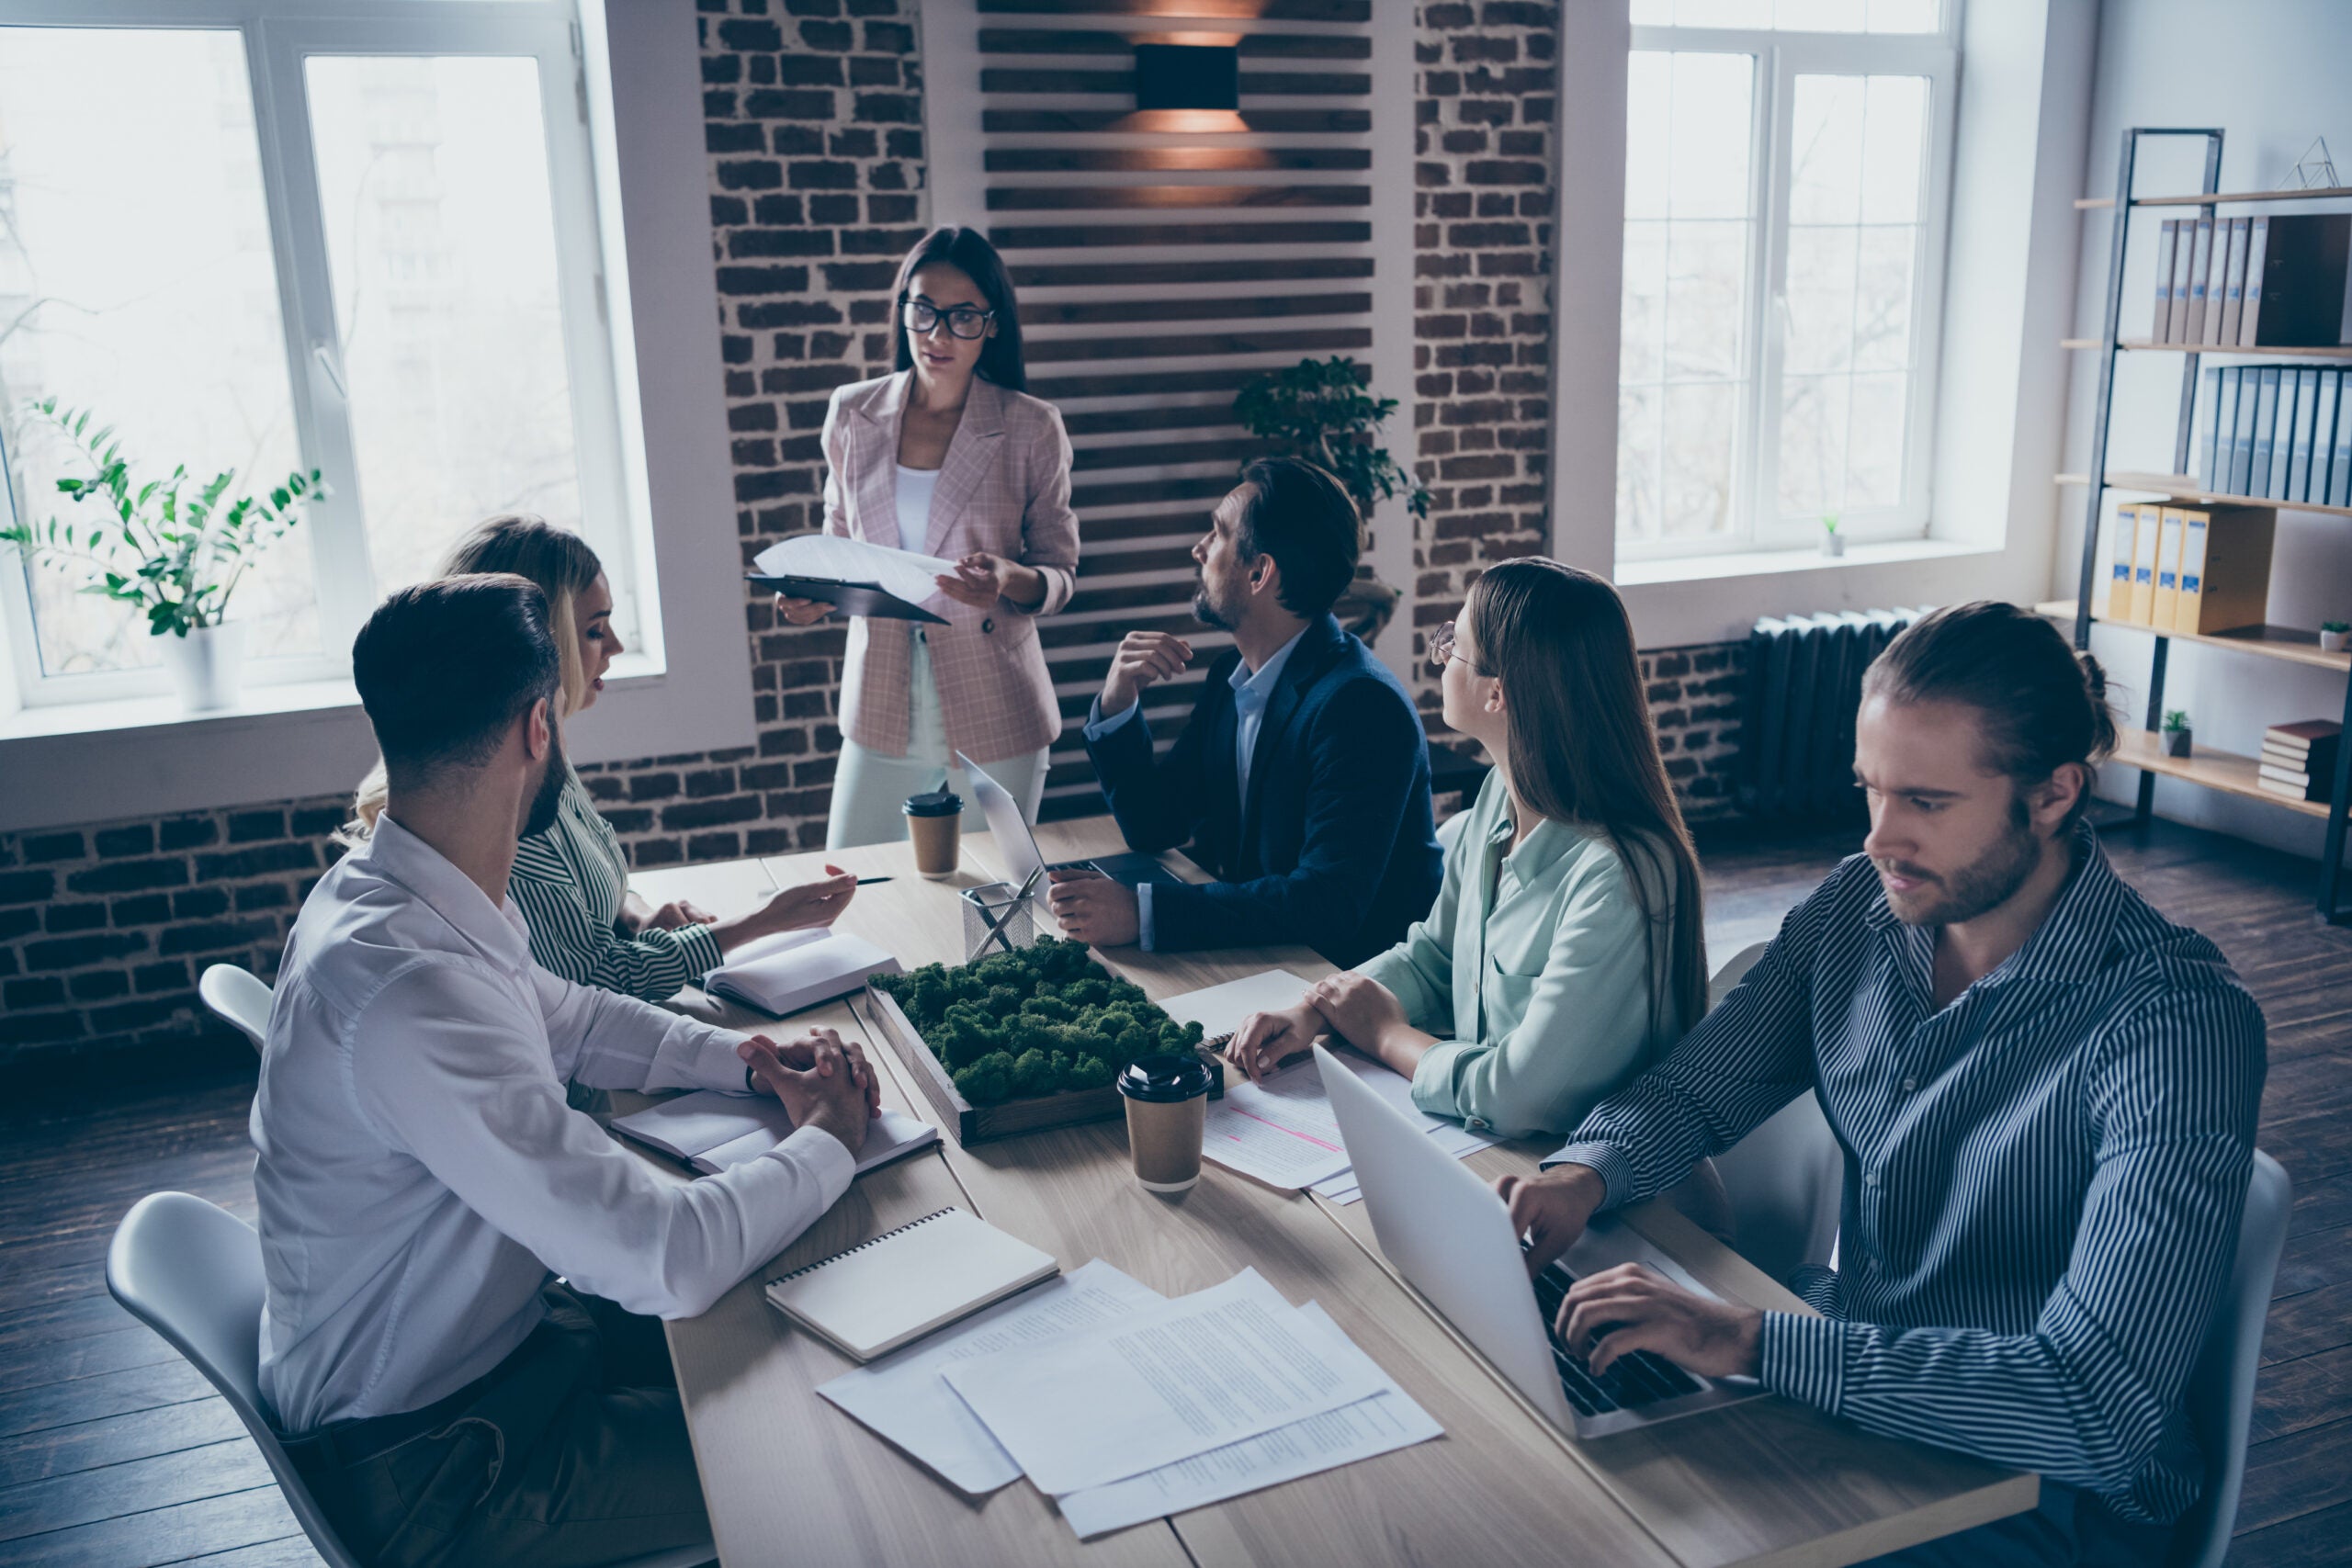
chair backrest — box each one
[2171,1149,2292,1568]
[107,1192,365,1568]
[198,964,274,1053]
[1705,942,1847,1283]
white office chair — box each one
[1705,942,1846,1283]
[107,1193,716,1568]
[2171,1149,2292,1568]
[198,963,274,1053]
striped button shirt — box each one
[509,769,723,1001]
[1548,828,2265,1525]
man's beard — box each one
[1878,807,2041,928]
[523,728,568,840]
[1192,574,1240,630]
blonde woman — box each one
[348,516,854,1000]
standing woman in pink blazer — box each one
[778,227,1080,848]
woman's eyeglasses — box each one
[901,299,995,341]
[1428,620,1473,673]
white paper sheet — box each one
[1201,1063,1356,1189]
[818,1260,1166,1495]
[1157,969,1317,1045]
[1055,1303,1442,1540]
[752,534,957,609]
[941,1268,1391,1495]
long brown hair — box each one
[1465,558,1708,1035]
[343,515,605,839]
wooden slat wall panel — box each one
[962,4,1383,817]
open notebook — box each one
[611,1089,938,1177]
[766,1207,1060,1362]
[703,928,902,1017]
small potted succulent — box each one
[2162,709,2193,758]
[0,399,322,713]
[1819,512,1845,558]
[2320,620,2349,654]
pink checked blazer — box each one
[821,371,1080,761]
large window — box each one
[1617,0,1958,558]
[0,2,636,707]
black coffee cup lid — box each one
[903,789,962,817]
[1117,1053,1215,1103]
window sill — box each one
[0,653,718,835]
[1614,536,1991,588]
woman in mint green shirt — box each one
[1226,558,1709,1140]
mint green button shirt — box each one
[1355,768,1691,1140]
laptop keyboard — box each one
[1532,1267,1704,1416]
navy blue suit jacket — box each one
[1082,614,1443,967]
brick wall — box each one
[0,0,1751,1070]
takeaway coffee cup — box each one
[903,789,962,879]
[1117,1054,1215,1193]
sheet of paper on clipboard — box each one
[750,535,956,623]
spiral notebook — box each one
[764,1207,1059,1362]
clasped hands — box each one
[735,1026,880,1157]
[1222,973,1412,1084]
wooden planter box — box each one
[852,979,1223,1146]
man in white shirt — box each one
[254,575,875,1567]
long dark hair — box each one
[1862,601,2119,831]
[1466,558,1708,1036]
[892,226,1026,392]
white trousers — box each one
[825,629,1051,850]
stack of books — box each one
[2257,720,2342,803]
[2198,365,2352,507]
[2154,213,2352,351]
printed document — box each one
[817,1260,1165,1495]
[940,1268,1390,1495]
[1201,1048,1494,1192]
[752,534,956,609]
[1056,1303,1442,1540]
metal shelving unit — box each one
[2063,127,2352,919]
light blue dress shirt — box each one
[1082,626,1309,949]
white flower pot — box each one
[1819,532,1847,558]
[159,622,247,713]
[2321,629,2350,653]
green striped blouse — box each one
[509,768,724,1001]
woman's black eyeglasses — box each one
[901,299,995,341]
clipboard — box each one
[748,573,948,625]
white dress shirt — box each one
[252,814,854,1434]
[1080,626,1308,949]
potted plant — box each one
[2320,620,2349,654]
[0,400,322,713]
[1233,356,1429,647]
[1820,512,1845,558]
[2163,709,2193,758]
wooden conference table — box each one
[625,818,2033,1568]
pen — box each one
[854,876,893,886]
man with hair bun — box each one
[1498,601,2265,1565]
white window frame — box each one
[1620,13,1960,561]
[0,0,649,709]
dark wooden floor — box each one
[2,817,2347,1566]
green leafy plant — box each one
[2323,620,2349,635]
[0,399,323,638]
[1233,356,1429,521]
[2163,709,2190,734]
[872,937,1206,1106]
[1821,512,1840,535]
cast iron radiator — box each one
[1736,609,1923,820]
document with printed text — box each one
[940,1268,1391,1495]
[1056,1303,1442,1539]
[818,1259,1166,1494]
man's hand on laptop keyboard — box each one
[1496,1164,1608,1272]
[1557,1263,1762,1382]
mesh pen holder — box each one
[960,881,1040,962]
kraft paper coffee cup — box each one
[903,790,962,879]
[1117,1054,1214,1193]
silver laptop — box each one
[1315,1043,1762,1438]
[955,751,1181,891]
